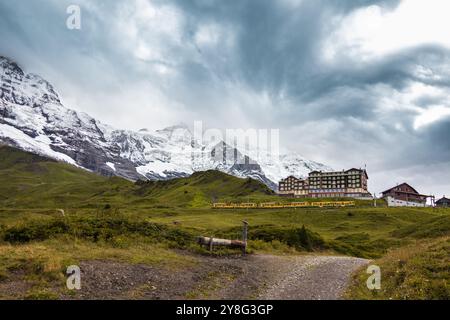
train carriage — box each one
[212,200,355,209]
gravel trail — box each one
[0,254,369,299]
[258,255,370,300]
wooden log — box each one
[197,236,246,249]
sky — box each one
[1,0,450,197]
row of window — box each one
[309,183,362,187]
[281,185,363,192]
[310,176,361,181]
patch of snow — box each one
[0,124,77,165]
[137,160,194,178]
[106,162,116,172]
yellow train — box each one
[212,201,355,209]
[309,201,355,208]
[212,203,259,209]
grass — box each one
[0,236,197,299]
[2,206,448,259]
[0,145,449,299]
[346,237,450,300]
[0,146,134,209]
[145,206,449,258]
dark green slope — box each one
[134,170,275,207]
[0,146,275,209]
[0,145,134,208]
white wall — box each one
[386,196,426,207]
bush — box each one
[298,225,313,251]
[3,220,69,243]
[2,217,194,248]
[223,224,326,252]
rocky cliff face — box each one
[0,56,332,189]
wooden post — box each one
[242,221,248,255]
[209,235,214,252]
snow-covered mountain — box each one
[0,56,332,189]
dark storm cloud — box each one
[278,45,450,123]
[0,0,409,121]
[417,118,450,161]
[171,0,402,97]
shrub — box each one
[3,220,69,243]
[298,225,313,251]
[2,217,194,248]
[223,224,327,252]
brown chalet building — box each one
[278,168,371,199]
[381,183,428,207]
[436,197,450,208]
[278,176,309,197]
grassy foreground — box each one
[0,145,449,299]
[346,237,449,300]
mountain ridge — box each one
[0,55,332,189]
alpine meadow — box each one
[0,0,449,306]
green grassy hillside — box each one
[0,146,134,208]
[133,170,275,208]
[347,237,449,300]
[0,146,449,299]
[0,146,275,209]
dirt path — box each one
[56,254,369,300]
[257,255,369,300]
[0,253,368,299]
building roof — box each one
[436,197,450,203]
[382,182,419,194]
[382,182,427,197]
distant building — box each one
[278,168,371,199]
[436,197,450,208]
[381,183,428,207]
[278,176,309,197]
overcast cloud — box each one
[1,0,450,196]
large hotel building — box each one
[278,168,371,198]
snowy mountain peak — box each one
[0,56,23,74]
[0,56,332,189]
